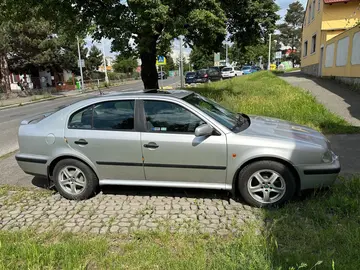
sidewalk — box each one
[280,71,360,174]
[280,71,360,126]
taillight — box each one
[204,74,208,78]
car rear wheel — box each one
[53,159,98,200]
[237,160,296,207]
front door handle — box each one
[144,142,159,149]
[74,139,88,145]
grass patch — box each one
[0,185,52,202]
[0,177,359,269]
[192,71,359,134]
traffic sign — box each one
[156,56,166,66]
[77,59,85,68]
[275,51,282,59]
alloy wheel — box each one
[247,169,286,204]
[58,166,87,195]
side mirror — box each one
[195,124,213,137]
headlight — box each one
[322,150,334,163]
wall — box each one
[301,0,324,73]
[322,1,360,30]
[322,25,360,79]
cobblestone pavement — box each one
[0,187,260,235]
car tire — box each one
[237,160,296,207]
[53,159,99,200]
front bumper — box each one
[296,158,341,190]
[15,154,48,177]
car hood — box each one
[242,115,329,148]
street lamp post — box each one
[268,33,272,70]
[77,37,84,90]
[102,39,109,85]
[179,36,184,88]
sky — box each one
[86,0,309,61]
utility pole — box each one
[77,37,84,90]
[268,33,272,70]
[225,41,228,66]
[102,39,109,85]
[179,36,184,88]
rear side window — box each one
[68,100,135,130]
[222,67,232,72]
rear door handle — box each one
[144,142,159,149]
[74,139,88,145]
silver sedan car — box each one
[16,89,340,207]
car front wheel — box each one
[237,160,296,207]
[53,159,99,200]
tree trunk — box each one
[140,39,159,90]
[0,53,11,98]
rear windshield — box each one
[186,72,196,76]
[222,67,232,72]
[197,69,207,75]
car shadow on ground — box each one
[31,176,247,203]
[280,72,360,125]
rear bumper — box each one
[15,154,48,177]
[222,74,235,78]
[296,158,341,190]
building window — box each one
[308,5,311,24]
[304,41,308,57]
[311,35,316,54]
[336,36,349,67]
[351,31,360,65]
[318,0,321,11]
[325,43,335,67]
[312,0,315,19]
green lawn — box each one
[1,177,359,269]
[191,71,360,134]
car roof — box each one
[98,89,194,99]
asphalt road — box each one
[0,77,179,157]
[0,77,179,187]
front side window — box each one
[68,100,135,130]
[183,93,240,131]
[144,100,205,133]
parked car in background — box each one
[16,89,340,207]
[252,66,262,72]
[241,65,254,75]
[158,71,167,79]
[221,67,243,79]
[185,72,196,84]
[194,67,222,83]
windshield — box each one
[242,66,251,70]
[222,67,232,72]
[183,93,242,131]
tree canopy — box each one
[277,1,304,65]
[113,55,138,74]
[2,0,280,90]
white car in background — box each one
[221,67,243,79]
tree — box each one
[189,47,213,70]
[14,0,226,89]
[86,46,102,72]
[221,0,280,49]
[113,55,138,74]
[277,1,304,65]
